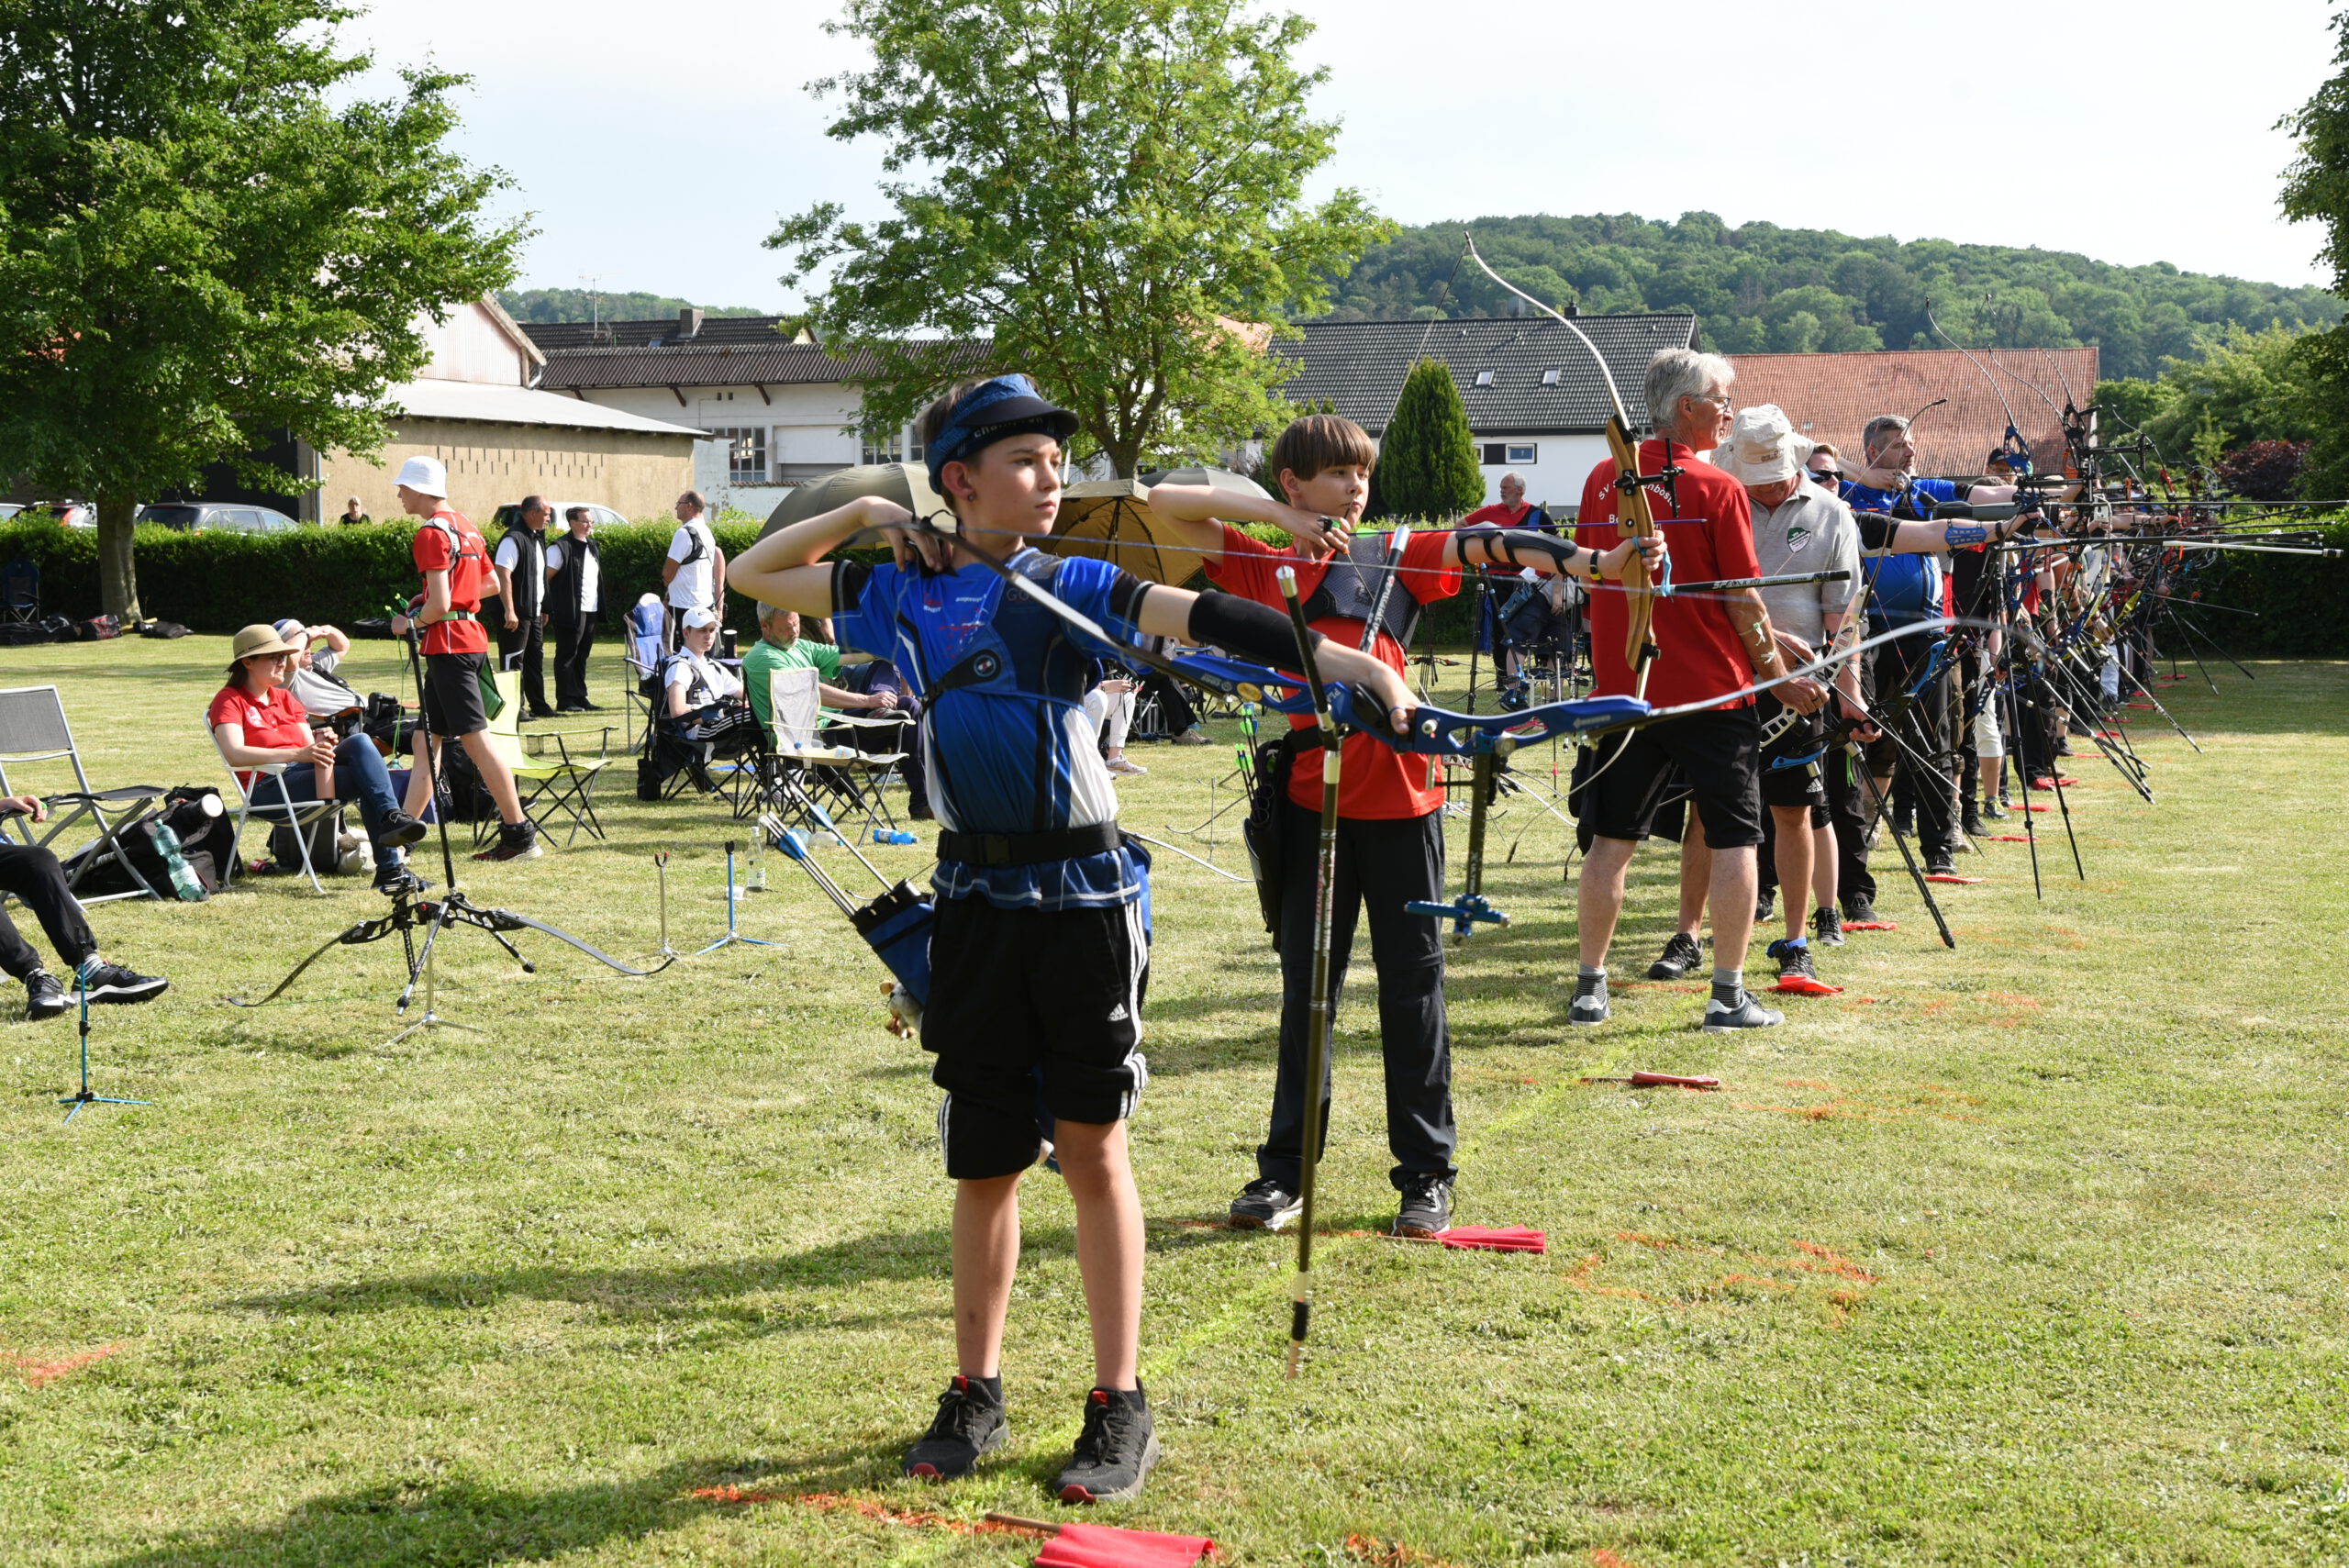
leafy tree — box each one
[2213,439,2308,501]
[768,0,1391,477]
[1316,213,2343,379]
[2281,8,2349,500]
[0,0,521,619]
[1371,359,1482,522]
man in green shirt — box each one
[743,602,900,728]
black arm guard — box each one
[1188,588,1327,670]
[1456,527,1583,573]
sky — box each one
[343,0,2342,312]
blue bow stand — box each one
[59,960,149,1123]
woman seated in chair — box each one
[660,607,762,788]
[206,623,429,895]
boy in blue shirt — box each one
[730,374,1414,1505]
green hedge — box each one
[0,520,771,639]
[2188,517,2349,657]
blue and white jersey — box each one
[833,548,1151,912]
[1842,476,1955,625]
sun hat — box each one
[1717,405,1800,485]
[271,617,310,647]
[231,624,300,662]
[394,455,449,497]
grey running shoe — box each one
[1812,906,1843,947]
[1395,1173,1453,1239]
[1568,972,1610,1025]
[903,1374,1008,1480]
[25,970,66,1020]
[1766,938,1816,983]
[1055,1387,1158,1504]
[1229,1178,1303,1231]
[80,962,168,1006]
[1703,989,1784,1033]
[1646,932,1705,981]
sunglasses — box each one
[1809,469,1842,483]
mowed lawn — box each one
[2,634,2344,1568]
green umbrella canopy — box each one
[756,462,950,539]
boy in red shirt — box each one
[390,456,537,862]
[1569,350,1824,1034]
[1150,416,1652,1236]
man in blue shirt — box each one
[729,374,1415,1507]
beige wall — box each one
[323,417,696,525]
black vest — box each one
[498,524,547,617]
[1301,530,1419,651]
[549,532,601,619]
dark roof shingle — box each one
[1283,314,1701,435]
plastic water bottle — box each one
[743,833,766,892]
[152,822,207,903]
[874,828,917,846]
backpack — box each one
[139,618,192,639]
[75,613,122,641]
[162,786,234,894]
[65,815,206,901]
[269,806,362,876]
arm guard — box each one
[1457,527,1584,573]
[1188,588,1327,670]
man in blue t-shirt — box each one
[729,373,1414,1508]
[1836,414,2045,874]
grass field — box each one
[2,634,2344,1567]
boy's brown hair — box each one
[1268,414,1376,489]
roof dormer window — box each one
[1473,369,1494,387]
[1541,368,1560,385]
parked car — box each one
[0,503,21,520]
[19,500,95,528]
[138,502,301,534]
[488,501,633,532]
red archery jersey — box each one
[1576,440,1760,711]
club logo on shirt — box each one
[1785,522,1811,552]
[972,651,1001,680]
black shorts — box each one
[1757,695,1829,813]
[1582,706,1763,850]
[924,895,1150,1180]
[422,651,488,738]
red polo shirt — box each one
[1575,439,1760,710]
[1202,523,1459,819]
[206,683,311,787]
[411,506,492,656]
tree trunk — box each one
[95,491,141,622]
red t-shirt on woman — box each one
[206,684,311,786]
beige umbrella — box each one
[756,462,951,539]
[1044,466,1266,586]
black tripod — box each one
[229,619,671,1034]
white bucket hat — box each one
[1717,405,1799,485]
[394,454,449,497]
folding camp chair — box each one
[206,721,340,894]
[0,685,165,904]
[1,559,37,625]
[622,594,668,752]
[482,671,615,847]
[767,667,912,837]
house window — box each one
[1507,444,1539,464]
[1473,369,1495,387]
[1481,443,1508,465]
[1541,368,1561,385]
[710,426,766,483]
[862,428,907,466]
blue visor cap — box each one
[924,374,1080,491]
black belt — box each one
[937,820,1121,867]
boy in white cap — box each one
[390,455,538,862]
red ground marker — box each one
[1924,873,1986,884]
[1770,974,1845,995]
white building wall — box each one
[1470,430,1610,514]
[416,302,536,386]
[571,383,921,518]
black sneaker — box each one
[376,809,428,850]
[1646,932,1705,981]
[1892,809,1914,838]
[1766,937,1816,983]
[1702,987,1784,1033]
[1962,807,1986,839]
[1054,1386,1158,1504]
[25,970,66,1020]
[1981,800,2009,822]
[473,820,541,862]
[80,962,168,1006]
[1843,895,1879,925]
[1568,972,1610,1025]
[1395,1174,1453,1239]
[373,856,426,898]
[1754,885,1776,925]
[1812,906,1843,947]
[1924,851,1955,877]
[1229,1177,1303,1231]
[902,1374,1008,1481]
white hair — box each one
[1644,349,1734,429]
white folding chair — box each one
[0,684,165,903]
[206,723,339,894]
[768,667,912,837]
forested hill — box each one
[1319,214,2343,380]
[497,288,770,324]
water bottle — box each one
[151,822,207,903]
[874,828,917,846]
[743,832,767,892]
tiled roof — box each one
[522,315,798,351]
[389,378,705,436]
[1282,314,1701,435]
[1727,348,2100,478]
[533,338,992,393]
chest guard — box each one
[911,551,1093,711]
[1300,531,1418,650]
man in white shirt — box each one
[661,490,726,648]
[493,495,555,717]
[544,506,604,712]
